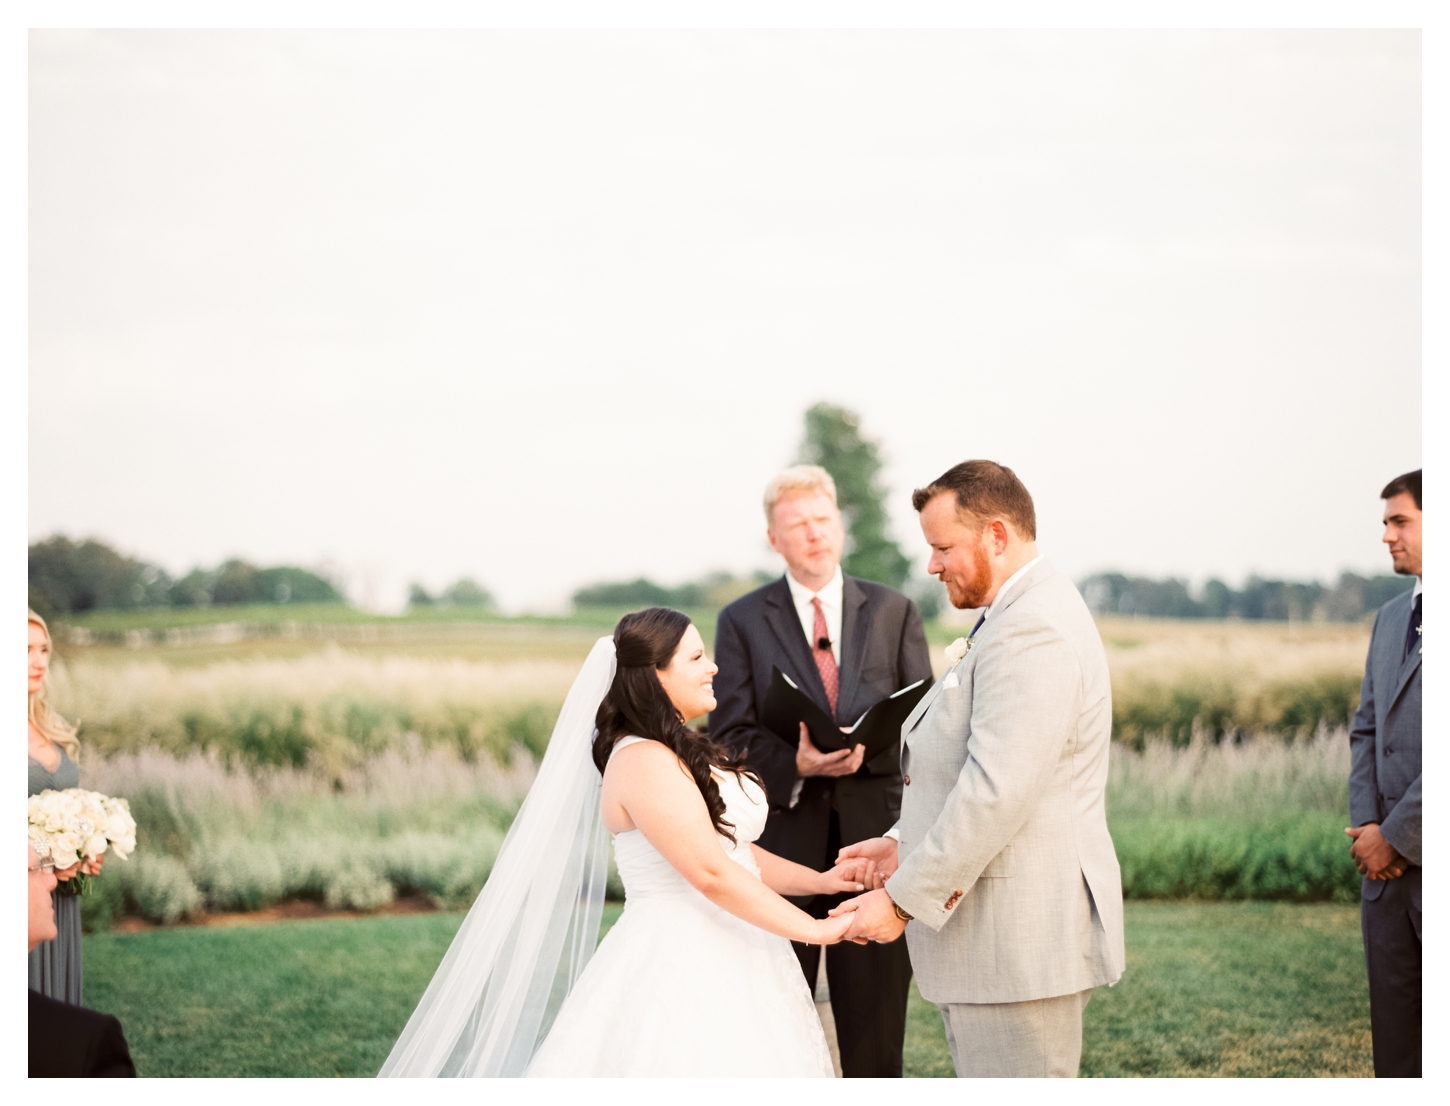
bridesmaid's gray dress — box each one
[29,752,84,1005]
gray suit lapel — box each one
[835,577,871,715]
[1373,593,1415,720]
[762,579,830,709]
[904,675,947,734]
[1388,640,1422,715]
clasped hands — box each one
[1345,822,1407,880]
[807,836,909,946]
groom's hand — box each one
[829,889,907,945]
[836,836,899,881]
[796,723,866,778]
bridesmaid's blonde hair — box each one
[28,610,80,763]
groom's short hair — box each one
[913,460,1037,540]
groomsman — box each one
[711,465,933,1078]
[1348,469,1421,1078]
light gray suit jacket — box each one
[1349,587,1422,874]
[885,559,1125,1005]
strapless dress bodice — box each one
[608,737,767,902]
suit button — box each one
[1386,747,1394,755]
[903,775,911,786]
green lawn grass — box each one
[82,901,1369,1078]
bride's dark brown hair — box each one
[591,607,758,844]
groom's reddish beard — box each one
[945,535,994,610]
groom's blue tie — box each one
[970,612,986,637]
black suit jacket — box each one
[710,575,933,878]
[29,989,136,1078]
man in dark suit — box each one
[1347,468,1421,1078]
[28,842,136,1078]
[711,464,933,1077]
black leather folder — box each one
[761,666,929,761]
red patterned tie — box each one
[811,597,839,719]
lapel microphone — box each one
[817,637,831,651]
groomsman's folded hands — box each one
[1345,822,1408,880]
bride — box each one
[379,607,875,1077]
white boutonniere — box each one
[943,637,971,666]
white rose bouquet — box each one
[28,788,138,896]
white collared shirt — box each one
[1412,576,1422,604]
[784,565,843,664]
[979,554,1043,625]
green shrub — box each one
[190,840,287,912]
[120,854,204,924]
[126,787,201,860]
[1249,673,1361,738]
[1113,813,1359,902]
[324,862,396,912]
[79,868,126,933]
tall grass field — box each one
[46,614,1370,926]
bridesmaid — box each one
[28,609,101,1005]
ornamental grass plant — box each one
[1107,728,1358,901]
[1094,617,1368,746]
[50,650,577,771]
[56,616,1370,926]
[79,745,534,928]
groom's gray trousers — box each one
[938,990,1092,1078]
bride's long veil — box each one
[379,637,616,1077]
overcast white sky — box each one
[28,29,1421,612]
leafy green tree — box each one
[442,578,495,608]
[255,566,344,605]
[797,403,912,589]
[28,535,171,615]
[572,578,695,609]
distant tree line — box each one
[1079,571,1413,622]
[573,570,776,611]
[406,579,496,609]
[28,535,344,618]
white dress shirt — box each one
[784,565,843,664]
[1412,576,1422,604]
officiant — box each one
[711,465,932,1078]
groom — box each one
[711,464,933,1078]
[835,460,1124,1078]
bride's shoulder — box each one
[606,735,670,765]
[605,736,690,780]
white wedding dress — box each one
[527,736,835,1077]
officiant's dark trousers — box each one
[791,810,913,1078]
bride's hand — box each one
[806,912,857,946]
[819,857,878,894]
